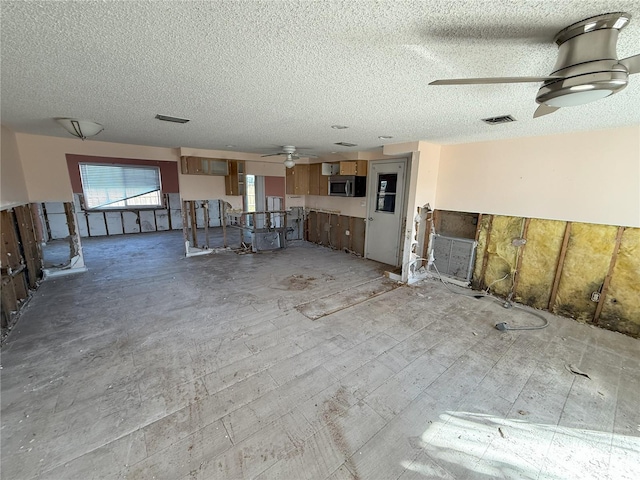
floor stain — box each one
[321,386,361,480]
[280,274,316,291]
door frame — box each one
[364,157,410,267]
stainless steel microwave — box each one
[328,175,366,197]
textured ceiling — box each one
[2,0,640,155]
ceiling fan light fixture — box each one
[56,118,103,140]
[283,158,295,168]
[569,85,595,91]
[544,89,612,107]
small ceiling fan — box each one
[429,12,640,118]
[261,145,318,168]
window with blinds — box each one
[79,163,162,209]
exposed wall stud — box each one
[478,215,494,290]
[548,222,572,310]
[222,202,228,248]
[593,226,625,324]
[181,200,189,249]
[511,217,531,296]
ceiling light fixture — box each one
[331,125,349,129]
[56,118,104,140]
[334,142,358,147]
[283,155,295,169]
[225,144,236,148]
[378,135,393,139]
[544,89,613,107]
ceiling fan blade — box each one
[533,104,560,118]
[260,153,284,157]
[430,76,562,85]
[619,54,640,74]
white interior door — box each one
[365,159,407,266]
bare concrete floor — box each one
[2,231,639,480]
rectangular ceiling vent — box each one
[155,114,190,124]
[482,115,516,125]
[334,142,358,147]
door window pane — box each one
[376,173,397,213]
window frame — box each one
[78,162,164,211]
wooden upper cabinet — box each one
[308,164,320,196]
[286,164,329,196]
[285,166,295,195]
[309,163,329,196]
[181,156,229,176]
[339,160,368,176]
[295,164,310,195]
[225,160,245,196]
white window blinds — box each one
[79,163,162,209]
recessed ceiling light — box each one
[334,142,358,147]
[378,135,393,139]
[155,114,190,124]
[331,125,349,129]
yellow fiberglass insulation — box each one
[472,215,492,289]
[515,219,566,310]
[554,223,618,322]
[599,227,640,337]
[483,216,524,297]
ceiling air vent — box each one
[334,142,358,147]
[482,115,516,125]
[155,114,190,124]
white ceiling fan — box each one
[261,145,318,168]
[430,12,640,118]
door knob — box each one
[368,217,373,221]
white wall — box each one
[435,126,640,227]
[1,125,29,209]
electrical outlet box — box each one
[591,292,600,302]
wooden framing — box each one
[474,213,483,242]
[189,201,198,247]
[13,206,42,289]
[478,215,494,290]
[511,217,531,296]
[221,202,227,247]
[181,200,189,247]
[203,202,210,248]
[1,205,44,330]
[593,226,625,324]
[548,222,572,310]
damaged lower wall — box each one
[306,210,365,256]
[1,205,43,333]
[40,194,186,240]
[467,211,640,337]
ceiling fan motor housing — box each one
[536,12,630,107]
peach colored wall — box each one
[304,195,367,218]
[13,134,289,204]
[436,126,640,228]
[15,133,179,202]
[1,125,29,209]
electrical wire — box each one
[429,262,548,331]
